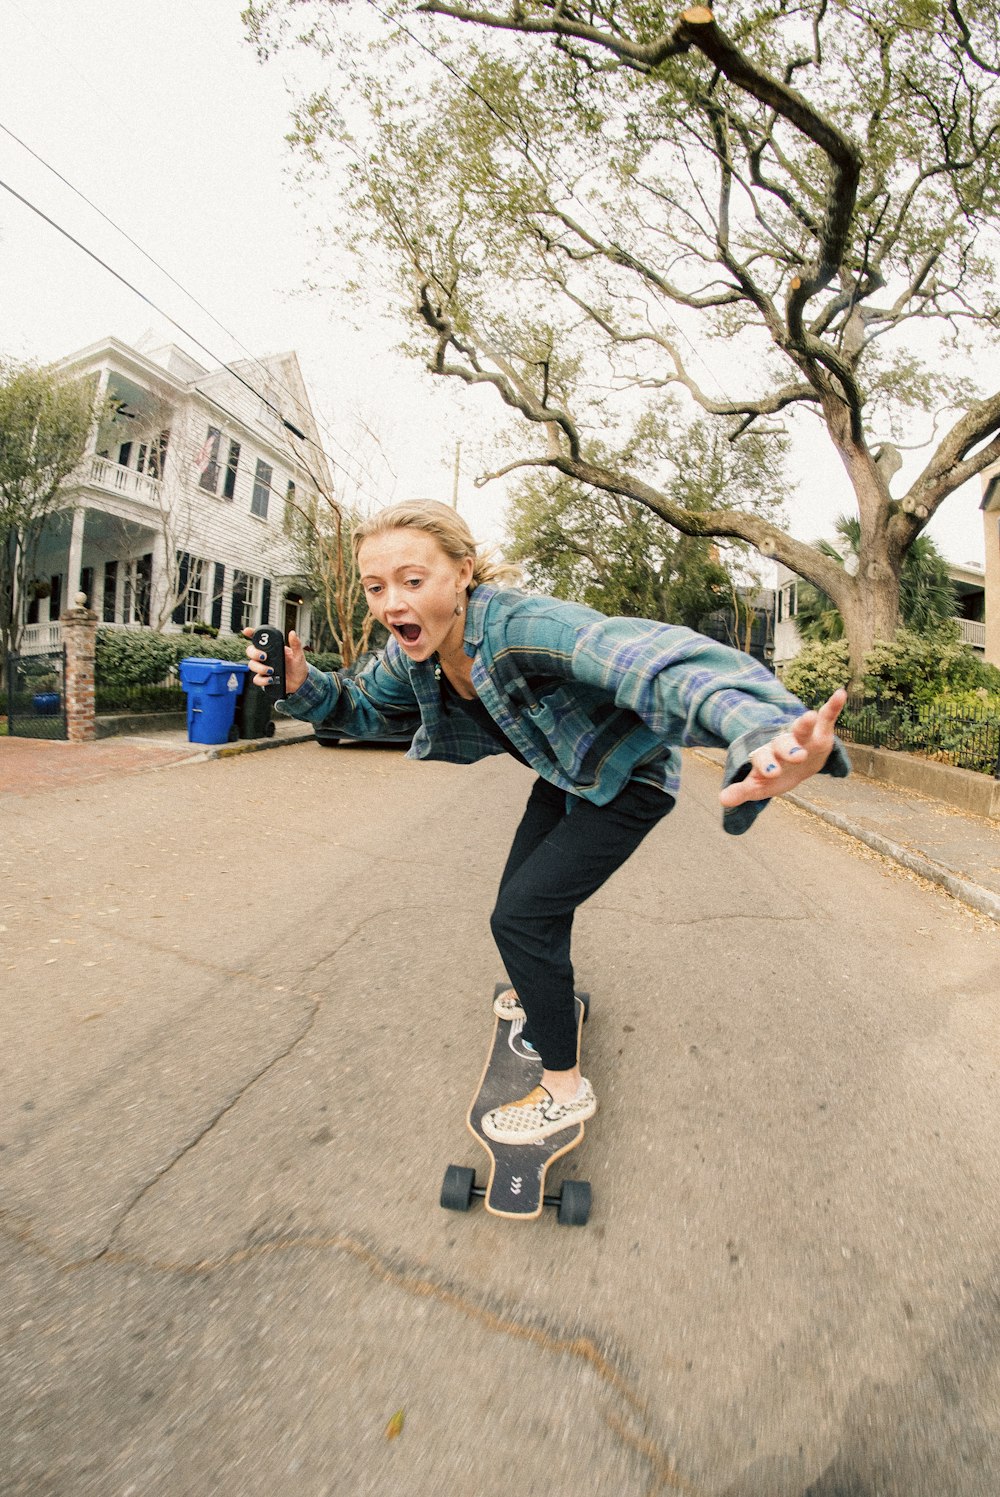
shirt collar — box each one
[463,583,499,651]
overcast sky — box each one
[0,0,991,569]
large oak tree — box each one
[246,0,1000,672]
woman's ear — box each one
[458,554,475,591]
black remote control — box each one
[251,626,286,695]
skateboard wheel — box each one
[440,1164,476,1212]
[557,1179,591,1226]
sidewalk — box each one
[0,716,314,797]
[3,719,999,923]
[697,747,1000,925]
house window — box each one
[198,427,222,493]
[777,582,797,623]
[81,567,94,609]
[223,440,241,501]
[118,440,132,468]
[103,561,118,623]
[230,571,260,632]
[136,434,168,478]
[184,557,206,625]
[251,459,272,519]
[133,553,152,626]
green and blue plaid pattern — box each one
[281,586,849,834]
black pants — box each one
[489,776,674,1071]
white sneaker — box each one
[482,1081,597,1145]
[493,988,526,1022]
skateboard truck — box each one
[441,1163,592,1225]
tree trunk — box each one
[839,567,901,684]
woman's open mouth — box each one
[395,623,422,646]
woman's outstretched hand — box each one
[243,627,308,695]
[718,689,847,811]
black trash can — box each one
[235,677,276,739]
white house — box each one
[20,334,331,652]
[773,551,991,671]
[981,459,1000,666]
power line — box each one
[0,127,381,493]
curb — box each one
[207,728,315,761]
[692,749,1000,927]
[782,792,1000,926]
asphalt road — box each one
[2,743,1000,1496]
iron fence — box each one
[5,647,68,740]
[836,692,1000,779]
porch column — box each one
[66,506,86,601]
[61,595,97,743]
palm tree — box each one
[795,516,956,643]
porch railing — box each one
[82,454,163,508]
[19,622,64,656]
[956,617,986,649]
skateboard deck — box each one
[440,983,591,1224]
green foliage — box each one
[783,624,991,709]
[796,517,957,642]
[506,416,781,624]
[860,624,985,704]
[96,684,185,715]
[171,633,249,665]
[95,628,252,691]
[95,629,177,690]
[0,359,99,663]
[304,649,343,672]
[781,640,852,706]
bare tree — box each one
[246,0,1000,675]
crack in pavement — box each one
[83,909,396,1261]
[0,1208,700,1496]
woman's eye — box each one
[365,583,382,596]
[405,577,422,588]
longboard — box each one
[440,982,591,1225]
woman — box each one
[246,500,848,1146]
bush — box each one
[860,623,984,705]
[305,650,343,673]
[96,628,176,689]
[96,628,253,692]
[781,640,850,706]
[96,684,185,714]
[171,633,249,665]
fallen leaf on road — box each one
[385,1410,405,1441]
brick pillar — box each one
[61,595,98,743]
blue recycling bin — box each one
[178,658,250,745]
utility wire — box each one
[0,130,377,492]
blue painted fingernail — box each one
[789,746,805,757]
[766,761,777,772]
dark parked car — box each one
[312,650,414,749]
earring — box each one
[455,594,464,616]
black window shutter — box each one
[172,552,189,626]
[230,571,246,634]
[261,579,271,626]
[211,564,225,630]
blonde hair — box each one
[352,499,521,591]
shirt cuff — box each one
[275,663,341,722]
[721,727,851,836]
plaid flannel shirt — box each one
[279,586,849,834]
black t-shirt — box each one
[439,672,530,767]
